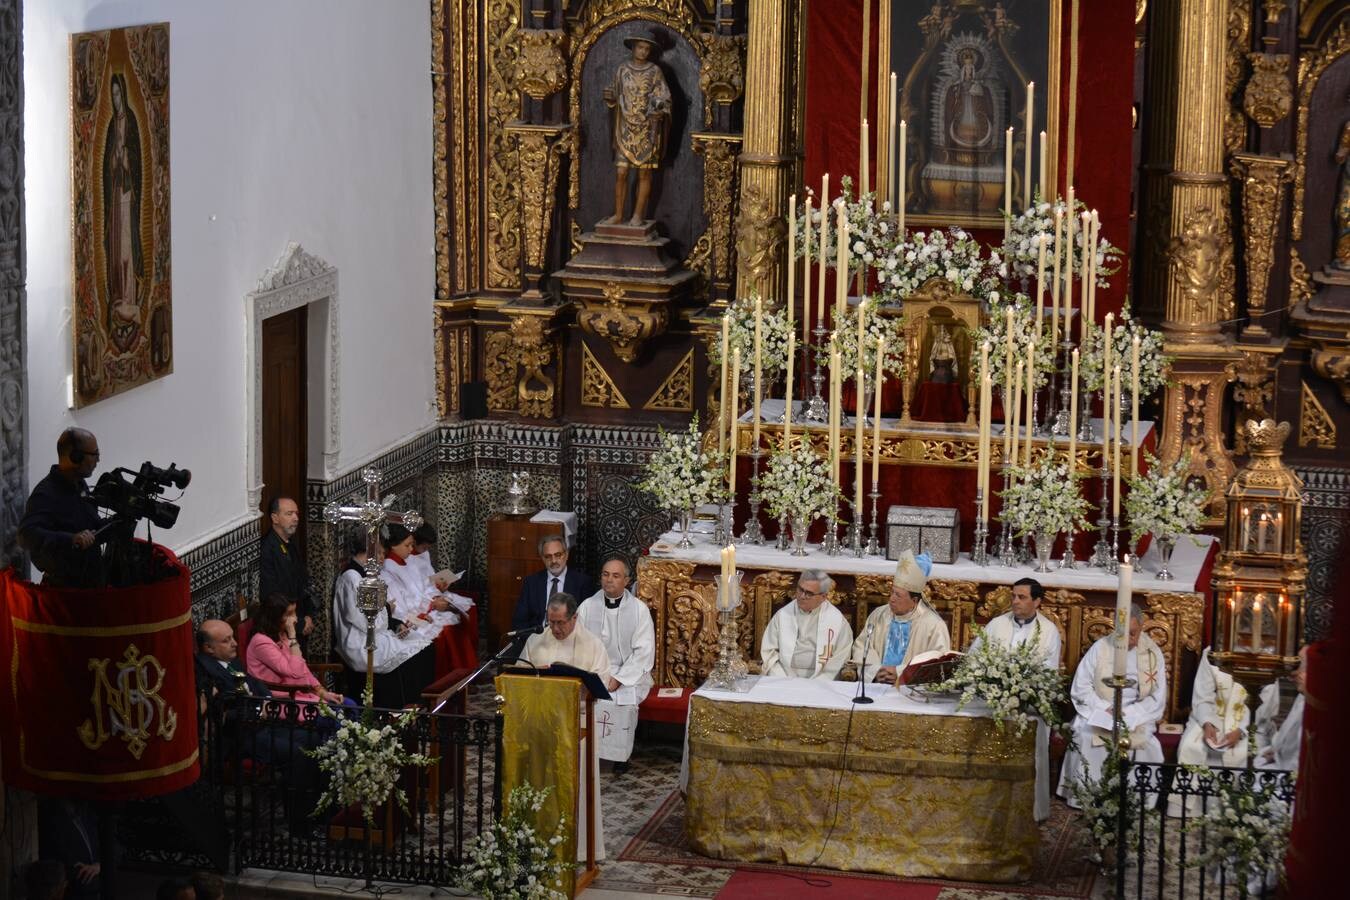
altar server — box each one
[1256,645,1306,772]
[1058,603,1167,807]
[760,570,853,680]
[850,551,951,684]
[380,525,463,631]
[968,577,1062,670]
[577,555,656,765]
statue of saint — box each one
[1335,120,1350,270]
[603,31,671,226]
[928,325,959,384]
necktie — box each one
[550,577,559,598]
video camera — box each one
[91,462,191,529]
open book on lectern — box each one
[501,662,612,702]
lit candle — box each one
[752,297,763,449]
[802,196,813,347]
[1024,340,1036,467]
[898,119,907,235]
[1112,365,1123,517]
[1241,506,1251,551]
[1277,593,1289,656]
[855,365,865,517]
[719,314,729,463]
[860,119,870,200]
[1067,348,1079,469]
[1038,130,1047,201]
[1257,512,1268,553]
[1250,594,1264,654]
[786,194,796,333]
[1023,82,1035,210]
[1130,334,1141,477]
[729,348,741,496]
[873,338,885,485]
[1051,210,1063,346]
[1004,127,1014,239]
[817,174,829,322]
[1035,233,1047,339]
[1113,562,1133,677]
[784,331,795,446]
[1228,593,1238,652]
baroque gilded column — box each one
[1141,0,1242,520]
[734,0,803,303]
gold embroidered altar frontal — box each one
[684,694,1038,882]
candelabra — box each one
[706,577,750,692]
[1078,388,1098,443]
[714,500,731,546]
[1060,523,1078,569]
[1030,378,1046,437]
[1090,462,1113,568]
[1053,338,1076,436]
[996,471,1018,566]
[848,502,864,557]
[972,489,989,566]
[743,447,765,544]
[823,511,842,556]
[1108,516,1122,574]
[866,486,883,556]
[804,323,829,422]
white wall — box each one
[24,0,437,550]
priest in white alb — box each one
[968,576,1061,821]
[849,551,951,684]
[519,592,611,861]
[1058,603,1167,807]
[759,570,853,680]
[1256,645,1306,772]
[576,555,655,767]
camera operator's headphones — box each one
[70,443,85,464]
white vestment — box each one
[380,557,459,635]
[849,601,951,677]
[1058,634,1167,807]
[760,601,852,680]
[520,621,611,861]
[332,568,432,673]
[576,590,656,762]
[970,611,1061,821]
[408,551,475,614]
[1257,692,1304,772]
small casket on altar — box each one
[886,505,960,564]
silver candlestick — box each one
[805,323,829,422]
[848,503,864,557]
[775,511,789,551]
[1108,516,1122,574]
[714,500,731,546]
[743,446,765,544]
[1078,389,1097,443]
[823,511,842,556]
[972,489,989,566]
[996,471,1017,566]
[866,487,883,556]
[1060,524,1078,569]
[1090,463,1113,567]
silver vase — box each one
[677,508,695,549]
[791,514,810,557]
[1155,537,1175,581]
[1034,531,1055,573]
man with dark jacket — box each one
[511,533,595,632]
[258,496,316,653]
[18,428,106,587]
[195,619,301,766]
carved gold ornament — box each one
[697,31,746,126]
[1242,53,1293,128]
[1310,350,1350,405]
[515,29,568,100]
[1293,20,1350,239]
[735,184,784,298]
[691,134,741,289]
[645,348,694,412]
[509,124,570,277]
[1229,153,1294,339]
[576,282,669,363]
[484,329,517,412]
[1224,0,1252,154]
[1159,369,1239,520]
[1298,381,1336,449]
[581,341,631,409]
[1288,245,1313,308]
[509,313,557,418]
[1232,349,1277,454]
[1167,208,1236,327]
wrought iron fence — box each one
[198,692,502,886]
[1109,760,1295,900]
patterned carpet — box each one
[592,734,1102,899]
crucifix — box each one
[323,466,423,703]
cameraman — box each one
[19,428,106,587]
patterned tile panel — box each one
[1297,465,1350,642]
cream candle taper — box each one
[1051,209,1063,346]
[718,314,729,462]
[1024,340,1036,467]
[1088,211,1100,333]
[729,348,741,495]
[1112,364,1122,516]
[1023,82,1035,210]
[888,73,897,211]
[1003,128,1014,239]
[1113,562,1132,677]
[835,202,849,317]
[1080,211,1092,339]
[855,365,865,517]
[817,174,829,321]
[1035,233,1047,339]
[898,120,907,235]
[802,195,813,346]
[1131,334,1141,477]
[872,338,885,485]
[1003,305,1015,458]
[786,194,796,332]
[980,371,993,521]
[784,331,795,446]
[1010,360,1024,483]
[1068,348,1080,468]
[1038,130,1047,201]
[1103,313,1115,384]
[752,297,763,449]
[860,119,870,200]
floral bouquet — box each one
[1000,458,1091,539]
[458,783,568,900]
[971,292,1059,393]
[1079,308,1170,396]
[759,443,840,528]
[792,175,880,274]
[828,298,907,379]
[1003,193,1121,286]
[925,625,1070,737]
[872,226,1000,305]
[1125,453,1207,544]
[707,294,793,378]
[1071,748,1149,856]
[1182,766,1293,890]
[638,417,722,543]
[308,702,435,827]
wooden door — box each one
[260,307,308,542]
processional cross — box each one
[323,467,423,702]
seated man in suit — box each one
[511,533,595,632]
[195,619,305,766]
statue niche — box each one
[558,21,699,363]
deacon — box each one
[577,556,656,767]
[969,577,1062,669]
[968,576,1061,822]
[850,551,951,684]
[1058,603,1167,807]
[1257,644,1307,772]
[760,570,853,680]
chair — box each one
[235,603,343,699]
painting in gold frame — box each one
[70,23,172,407]
[880,0,1061,229]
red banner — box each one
[0,547,199,800]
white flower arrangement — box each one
[637,416,722,512]
[308,703,435,828]
[1000,458,1091,538]
[458,783,568,900]
[970,292,1058,393]
[758,443,840,524]
[1125,453,1208,543]
[1078,309,1171,396]
[827,298,907,379]
[926,625,1070,737]
[872,226,1000,305]
[791,176,879,274]
[707,294,793,378]
[1071,747,1149,853]
[1003,193,1121,286]
[1182,767,1293,887]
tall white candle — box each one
[719,314,729,463]
[888,73,898,213]
[898,120,907,235]
[1010,361,1023,478]
[802,196,813,347]
[860,119,870,200]
[1038,130,1048,201]
[1035,234,1047,339]
[1130,335,1141,477]
[873,338,885,485]
[855,365,865,517]
[817,174,829,322]
[835,203,849,317]
[729,349,740,496]
[786,194,796,332]
[1051,210,1063,346]
[980,371,992,522]
[1067,349,1080,468]
[1112,364,1122,517]
[784,331,795,445]
[1024,340,1036,467]
[1023,82,1035,210]
[1113,562,1133,677]
[1004,127,1014,240]
[752,298,763,449]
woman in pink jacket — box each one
[247,592,350,706]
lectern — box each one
[495,666,610,897]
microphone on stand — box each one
[853,621,876,705]
[501,624,545,640]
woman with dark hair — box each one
[246,593,347,705]
[382,524,480,675]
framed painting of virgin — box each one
[885,0,1062,229]
[70,23,171,407]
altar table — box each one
[638,533,1215,721]
[682,677,1037,882]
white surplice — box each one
[1058,634,1167,807]
[380,557,458,636]
[332,568,432,673]
[577,590,656,762]
[1257,692,1304,772]
[408,550,475,615]
[760,600,852,680]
